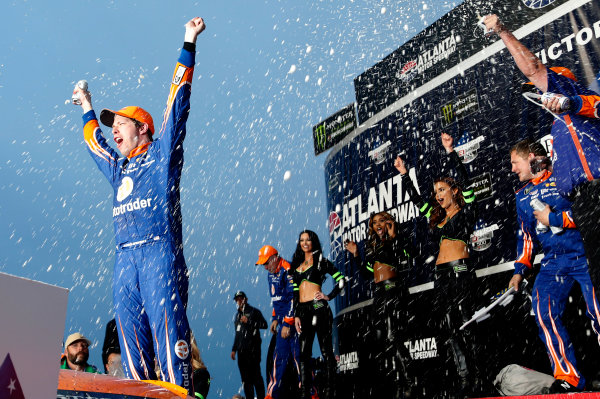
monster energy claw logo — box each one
[442,104,454,125]
[315,124,327,151]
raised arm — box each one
[394,156,432,217]
[442,133,473,198]
[483,14,548,92]
[72,83,119,182]
[155,17,206,155]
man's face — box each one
[263,255,279,274]
[66,340,89,366]
[106,353,122,376]
[235,297,246,309]
[112,114,144,157]
[510,151,534,182]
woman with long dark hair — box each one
[395,132,479,396]
[290,230,345,399]
[345,211,414,398]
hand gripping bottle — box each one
[541,92,571,112]
[72,80,88,105]
[530,198,563,235]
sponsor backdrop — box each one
[324,0,600,396]
[312,103,358,156]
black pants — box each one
[296,300,335,399]
[572,179,600,288]
[434,260,479,396]
[238,350,265,399]
[371,279,413,398]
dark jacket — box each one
[232,303,267,354]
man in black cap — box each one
[230,291,267,399]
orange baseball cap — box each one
[256,245,278,265]
[100,106,155,135]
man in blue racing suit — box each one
[508,139,600,393]
[72,17,206,393]
[484,13,600,299]
[255,245,300,399]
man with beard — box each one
[60,332,100,373]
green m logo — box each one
[441,103,455,125]
[315,124,327,150]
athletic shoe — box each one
[549,379,580,393]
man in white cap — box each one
[60,332,100,373]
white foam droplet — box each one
[288,65,297,74]
[283,171,292,181]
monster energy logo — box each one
[440,88,479,127]
[315,124,327,151]
[312,103,357,155]
[441,104,455,125]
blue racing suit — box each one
[81,43,196,390]
[546,70,600,196]
[266,258,300,399]
[546,69,600,295]
[514,169,600,389]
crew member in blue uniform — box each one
[72,17,206,392]
[508,138,600,393]
[484,13,600,294]
[255,245,300,399]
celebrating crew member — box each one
[72,18,206,392]
[394,132,479,396]
[483,14,600,289]
[255,245,300,399]
[508,139,600,393]
[345,212,415,398]
[291,230,345,399]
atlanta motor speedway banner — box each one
[325,1,600,395]
[325,0,600,307]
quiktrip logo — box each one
[471,219,500,252]
[175,340,189,360]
